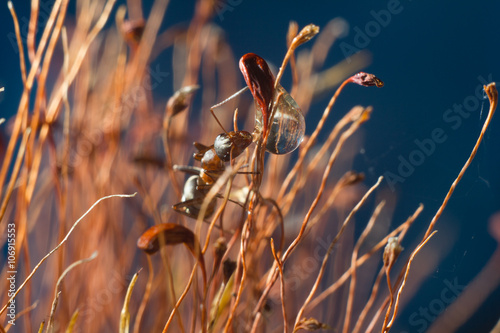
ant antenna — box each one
[210,108,229,134]
[210,86,249,134]
[212,86,249,109]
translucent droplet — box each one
[254,84,305,155]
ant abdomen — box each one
[214,130,253,162]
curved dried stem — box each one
[223,219,250,333]
[283,108,372,264]
[0,128,31,223]
[352,267,386,333]
[4,300,39,332]
[281,106,365,214]
[0,0,63,197]
[308,204,423,311]
[270,238,288,333]
[293,176,383,330]
[422,83,497,239]
[383,231,437,332]
[120,270,140,333]
[306,170,364,230]
[163,115,183,198]
[7,2,27,85]
[277,77,352,203]
[0,193,136,316]
[47,252,98,333]
[26,0,117,203]
[27,0,39,62]
[133,256,154,333]
[162,263,198,333]
[343,201,386,333]
[274,24,319,90]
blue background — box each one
[1,1,499,332]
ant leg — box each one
[173,196,235,234]
[173,198,214,221]
[173,165,204,176]
[172,198,201,217]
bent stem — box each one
[293,176,383,331]
[251,108,372,321]
[342,201,386,333]
[422,83,497,240]
[308,204,424,312]
[381,83,496,332]
[0,193,136,316]
[383,232,437,332]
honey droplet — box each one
[254,85,305,155]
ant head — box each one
[214,130,253,162]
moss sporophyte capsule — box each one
[239,53,306,155]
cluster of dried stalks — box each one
[0,0,497,332]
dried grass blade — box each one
[343,201,386,333]
[7,2,27,85]
[120,271,140,333]
[294,176,383,329]
[133,256,154,333]
[308,204,423,311]
[4,300,38,332]
[0,193,137,316]
[0,128,31,223]
[65,309,79,333]
[423,83,497,239]
[383,231,437,332]
[46,252,98,333]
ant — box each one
[172,144,225,220]
[172,109,253,220]
[202,53,307,156]
[172,49,312,219]
[209,106,254,163]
